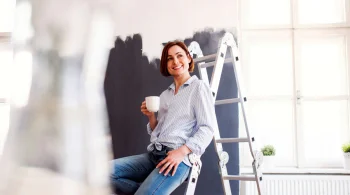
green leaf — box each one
[342,143,350,153]
[261,145,276,156]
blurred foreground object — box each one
[0,0,115,194]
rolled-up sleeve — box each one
[185,82,216,155]
[146,122,153,135]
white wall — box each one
[111,0,238,59]
[30,0,237,58]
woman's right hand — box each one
[141,101,155,117]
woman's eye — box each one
[167,58,173,61]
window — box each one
[0,42,12,155]
[239,0,350,169]
[0,0,16,32]
[0,0,16,155]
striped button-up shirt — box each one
[147,75,217,166]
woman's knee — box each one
[110,159,122,179]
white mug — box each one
[145,96,160,112]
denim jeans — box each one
[110,147,190,195]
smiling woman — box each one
[110,41,217,195]
[160,41,194,78]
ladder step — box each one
[199,58,235,68]
[216,138,249,143]
[223,175,256,181]
[193,54,217,63]
[215,98,240,105]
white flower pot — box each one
[263,156,276,169]
[344,153,350,170]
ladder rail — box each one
[210,41,227,100]
[227,40,257,159]
[187,32,263,195]
[213,133,233,195]
[188,40,232,195]
[199,58,234,68]
[184,155,202,195]
[223,36,264,195]
[188,42,210,86]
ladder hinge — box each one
[235,56,239,61]
[243,97,247,102]
[220,52,224,58]
[251,137,255,142]
[212,92,215,97]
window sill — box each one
[0,98,8,103]
[240,167,350,175]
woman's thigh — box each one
[110,153,155,183]
[135,162,191,195]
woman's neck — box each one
[173,73,191,93]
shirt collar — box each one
[168,75,198,90]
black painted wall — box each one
[104,29,239,195]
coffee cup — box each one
[145,96,160,112]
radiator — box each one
[240,175,350,195]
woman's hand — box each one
[141,101,158,130]
[141,101,154,117]
[156,145,192,176]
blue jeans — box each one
[110,150,190,195]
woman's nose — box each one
[173,58,179,65]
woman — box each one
[110,41,217,195]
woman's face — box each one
[166,45,191,77]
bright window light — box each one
[240,100,295,166]
[241,31,294,97]
[0,0,16,32]
[300,100,348,167]
[0,104,10,155]
[298,36,348,96]
[297,0,346,25]
[11,50,33,107]
[0,48,13,99]
[241,0,291,27]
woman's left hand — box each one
[156,145,191,176]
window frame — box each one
[293,0,350,28]
[294,29,350,168]
[0,17,12,155]
[0,35,12,102]
[238,0,350,169]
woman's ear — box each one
[187,53,192,61]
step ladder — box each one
[186,32,264,195]
[184,153,202,195]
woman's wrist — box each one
[148,113,156,121]
[148,114,157,130]
[180,145,192,156]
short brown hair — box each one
[160,41,194,77]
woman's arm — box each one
[148,114,158,130]
[185,82,216,155]
[141,101,158,134]
[157,82,216,176]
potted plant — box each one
[342,142,350,170]
[261,145,276,169]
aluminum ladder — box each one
[185,32,264,195]
[184,153,202,195]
